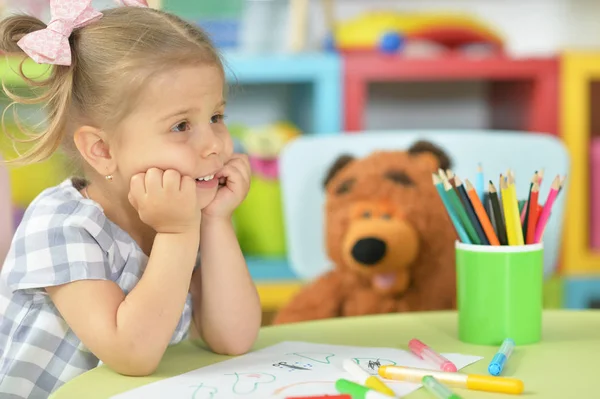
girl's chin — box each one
[197,190,218,209]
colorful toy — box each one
[242,121,301,180]
[326,11,504,54]
[232,122,301,256]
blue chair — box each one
[279,130,570,282]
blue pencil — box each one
[433,173,472,244]
[476,163,485,202]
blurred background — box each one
[1,0,599,324]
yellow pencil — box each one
[507,173,524,245]
[500,176,516,245]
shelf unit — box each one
[343,53,559,136]
[222,51,342,134]
[220,51,343,311]
[561,51,600,308]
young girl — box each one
[0,1,262,397]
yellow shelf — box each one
[561,51,600,274]
[256,281,303,311]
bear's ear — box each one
[408,140,452,171]
[323,154,355,188]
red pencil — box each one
[526,182,540,244]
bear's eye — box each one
[335,178,355,194]
[382,214,391,220]
[362,211,371,218]
[385,170,415,186]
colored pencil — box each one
[465,179,500,245]
[488,181,508,245]
[476,163,485,202]
[538,168,545,186]
[522,172,539,237]
[455,176,489,245]
[507,173,524,245]
[486,192,497,233]
[483,192,490,213]
[500,177,518,245]
[534,176,561,243]
[433,174,472,244]
[518,200,526,214]
[443,179,481,245]
[446,169,457,188]
[520,171,538,223]
[497,174,505,218]
[558,174,567,195]
[526,182,540,244]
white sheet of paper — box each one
[111,341,482,399]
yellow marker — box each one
[342,359,395,397]
[378,365,524,395]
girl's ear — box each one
[73,125,117,177]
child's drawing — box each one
[287,352,335,364]
[226,372,276,394]
[272,361,313,372]
[108,341,484,399]
[352,358,397,375]
[367,359,381,370]
[189,383,218,399]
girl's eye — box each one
[171,121,191,132]
[211,114,226,124]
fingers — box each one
[145,167,164,195]
[230,153,251,182]
[181,175,196,194]
[163,169,181,192]
[130,168,192,210]
[215,154,251,195]
[129,172,146,209]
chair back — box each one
[279,130,570,281]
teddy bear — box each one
[272,140,458,325]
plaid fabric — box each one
[0,179,194,398]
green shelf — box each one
[0,54,52,87]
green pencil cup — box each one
[456,241,543,345]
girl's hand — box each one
[128,168,202,234]
[203,154,251,219]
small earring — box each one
[105,175,113,181]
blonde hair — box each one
[0,7,224,165]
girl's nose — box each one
[199,126,224,158]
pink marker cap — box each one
[440,361,458,372]
[408,338,427,356]
[408,338,458,372]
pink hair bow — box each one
[115,0,149,6]
[17,0,102,66]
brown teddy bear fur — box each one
[272,141,458,325]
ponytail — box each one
[0,15,74,165]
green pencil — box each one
[444,180,481,244]
[454,176,489,245]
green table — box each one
[51,310,600,398]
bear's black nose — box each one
[351,237,386,265]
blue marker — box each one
[488,338,515,376]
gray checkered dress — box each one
[0,179,194,398]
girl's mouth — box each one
[195,174,218,189]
